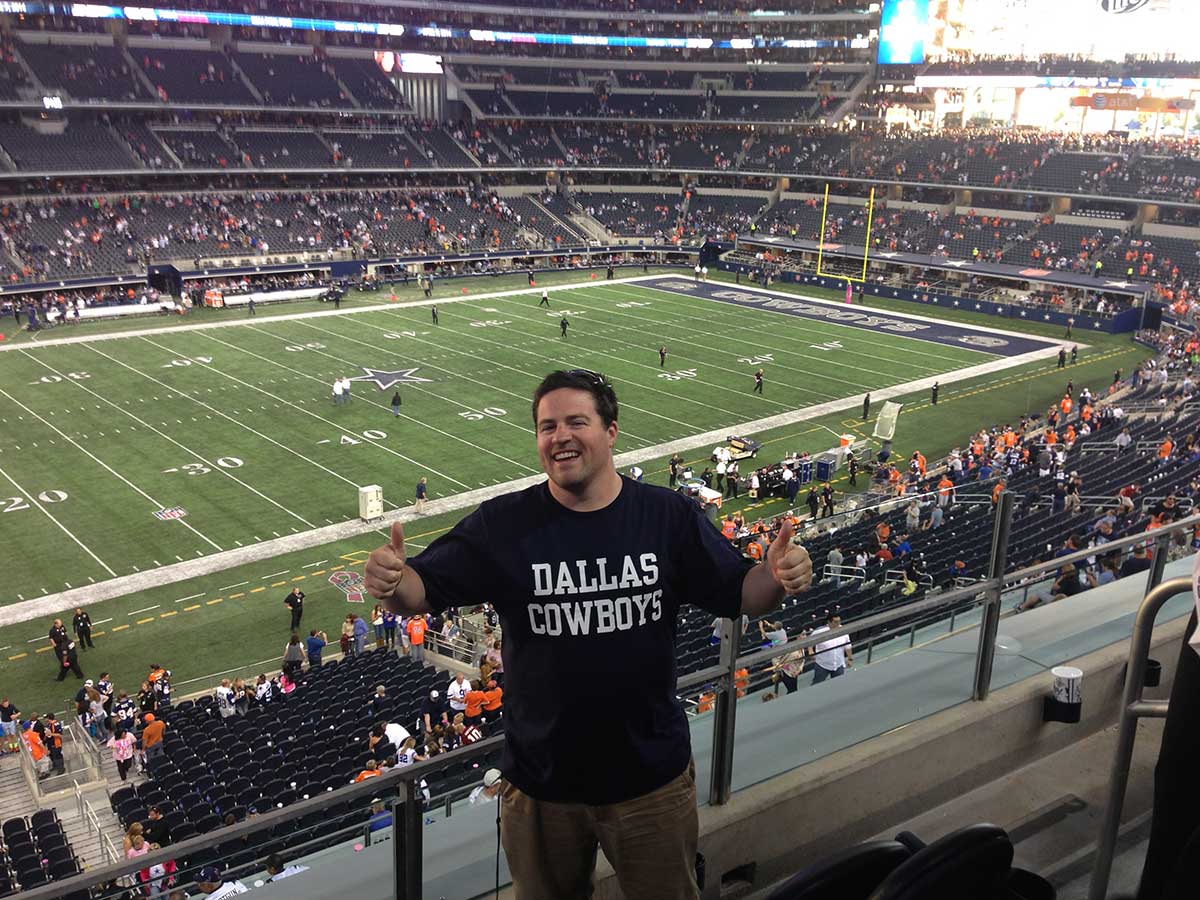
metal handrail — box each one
[14,505,1200,900]
[1088,575,1192,900]
[10,731,506,900]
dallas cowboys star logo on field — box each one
[348,367,432,390]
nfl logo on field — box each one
[153,507,188,521]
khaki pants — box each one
[501,760,699,900]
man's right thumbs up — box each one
[388,521,406,561]
[366,520,408,601]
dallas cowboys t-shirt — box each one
[408,476,753,804]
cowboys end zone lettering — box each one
[649,279,1056,357]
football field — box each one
[0,274,1053,600]
[0,271,1146,713]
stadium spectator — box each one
[106,727,136,781]
[140,713,165,760]
[281,634,305,678]
[306,629,327,667]
[808,613,852,684]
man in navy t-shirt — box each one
[366,369,812,900]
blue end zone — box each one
[643,277,1063,358]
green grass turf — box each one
[0,270,1154,714]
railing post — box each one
[972,491,1014,701]
[1088,577,1191,900]
[707,617,741,807]
[1146,531,1171,593]
[393,780,423,900]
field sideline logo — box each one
[1097,0,1150,13]
[330,570,366,602]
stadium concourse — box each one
[0,0,1199,898]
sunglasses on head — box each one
[567,368,609,388]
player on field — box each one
[539,290,550,307]
[432,306,439,325]
[753,369,764,394]
[659,346,667,367]
[560,316,569,338]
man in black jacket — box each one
[73,608,94,649]
[56,642,84,682]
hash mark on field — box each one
[250,587,265,594]
[230,592,245,599]
[302,560,327,568]
[8,653,27,660]
[220,581,249,590]
[271,580,288,587]
[311,569,326,576]
[292,575,306,582]
[206,598,223,605]
[64,582,71,589]
[159,611,177,618]
[176,593,204,603]
[272,531,281,537]
[112,625,129,632]
[35,646,52,653]
[93,618,112,626]
[137,617,154,625]
[129,605,159,615]
[184,604,201,611]
[264,570,289,578]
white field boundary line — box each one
[0,274,673,354]
[642,274,1086,350]
[24,348,318,530]
[0,386,224,552]
[0,342,1060,630]
[0,459,117,578]
[205,329,541,475]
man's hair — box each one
[826,612,841,625]
[531,370,618,428]
[264,853,283,873]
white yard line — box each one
[301,313,655,448]
[472,296,812,410]
[0,386,224,552]
[586,284,954,377]
[0,274,673,353]
[284,318,545,442]
[223,326,541,475]
[490,287,888,393]
[0,459,117,577]
[24,348,317,530]
[82,340,398,512]
[373,306,741,431]
[627,282,982,367]
[0,341,1059,630]
[141,334,476,492]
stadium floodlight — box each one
[815,184,876,285]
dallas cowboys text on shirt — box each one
[528,554,662,635]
